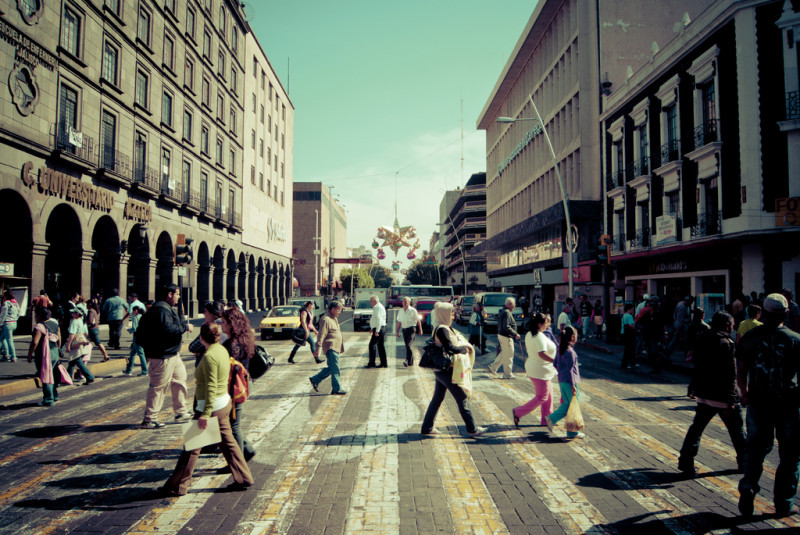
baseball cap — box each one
[763,293,788,314]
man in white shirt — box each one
[558,305,572,335]
[367,295,387,368]
[396,296,423,367]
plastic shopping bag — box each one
[564,394,585,432]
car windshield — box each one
[356,300,371,309]
[462,297,475,307]
[484,294,514,307]
[267,306,300,318]
[416,302,435,311]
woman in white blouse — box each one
[512,313,556,427]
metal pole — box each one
[528,95,573,299]
[314,209,319,296]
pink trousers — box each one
[513,378,553,424]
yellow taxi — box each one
[260,305,302,340]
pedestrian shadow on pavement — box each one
[588,510,792,534]
[13,424,82,438]
[39,450,175,466]
[0,401,45,411]
[14,486,168,511]
[43,468,169,490]
[577,467,742,491]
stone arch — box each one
[155,231,174,293]
[237,252,246,306]
[256,257,265,309]
[196,241,211,306]
[126,224,151,299]
[248,253,256,310]
[226,248,236,302]
[90,215,120,299]
[45,203,82,300]
[212,245,225,300]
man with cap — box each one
[737,293,800,518]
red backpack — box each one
[228,357,250,417]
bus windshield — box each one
[388,285,453,306]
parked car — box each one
[260,305,301,340]
[473,292,525,331]
[353,298,374,331]
[455,295,475,325]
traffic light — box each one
[597,234,611,265]
[175,235,194,265]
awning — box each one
[292,277,299,288]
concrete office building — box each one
[443,173,488,295]
[0,0,293,317]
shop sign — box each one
[0,263,14,275]
[650,260,688,274]
[498,120,544,176]
[266,217,287,242]
[776,197,800,227]
[124,199,152,223]
[655,214,678,244]
[21,161,114,212]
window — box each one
[260,70,265,89]
[203,29,211,58]
[267,147,271,165]
[229,188,234,219]
[162,91,173,127]
[62,7,81,57]
[216,137,223,163]
[138,8,151,46]
[281,133,284,150]
[217,51,225,78]
[251,93,256,113]
[267,178,271,195]
[280,162,284,178]
[230,66,237,94]
[202,76,210,107]
[218,6,225,32]
[183,109,192,141]
[101,110,116,169]
[164,34,175,70]
[269,83,273,101]
[252,56,258,78]
[229,107,236,132]
[274,185,277,199]
[134,132,146,182]
[259,138,263,157]
[201,125,209,154]
[250,165,255,185]
[205,0,211,11]
[105,0,121,17]
[667,190,680,215]
[135,69,149,108]
[267,116,271,132]
[217,94,224,121]
[232,27,238,53]
[215,182,222,213]
[274,154,277,169]
[162,148,171,189]
[102,41,118,84]
[229,148,235,174]
[259,172,264,190]
[282,105,285,121]
[666,105,678,144]
[274,124,278,141]
[182,160,191,200]
[251,129,255,149]
[200,172,208,209]
[164,0,175,14]
[275,96,279,111]
[701,81,716,126]
[185,57,195,91]
[186,7,196,39]
[259,104,264,123]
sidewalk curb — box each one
[0,357,129,398]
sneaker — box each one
[141,419,165,429]
[122,371,133,376]
[38,401,54,407]
[568,432,586,440]
[331,390,347,395]
[421,428,440,436]
[139,372,148,376]
[468,426,487,437]
[487,366,497,378]
[545,415,555,433]
[738,488,755,517]
[175,412,192,420]
[309,378,319,392]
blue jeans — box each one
[739,400,800,510]
[230,402,255,458]
[289,333,317,360]
[311,349,341,392]
[35,353,60,404]
[0,322,17,359]
[67,357,95,382]
[126,343,148,373]
[549,382,581,437]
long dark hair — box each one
[558,326,576,356]
[222,307,255,359]
[527,313,546,335]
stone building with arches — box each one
[0,1,293,317]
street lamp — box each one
[497,94,574,298]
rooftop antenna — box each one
[394,171,399,229]
[460,90,464,185]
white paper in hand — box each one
[182,416,222,451]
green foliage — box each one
[340,267,374,291]
[371,266,393,288]
[404,260,445,285]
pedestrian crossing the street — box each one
[0,323,796,534]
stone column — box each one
[31,242,48,300]
[148,259,158,302]
[80,249,95,300]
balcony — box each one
[199,195,215,220]
[693,119,720,150]
[160,176,181,207]
[787,91,800,121]
[690,212,721,238]
[54,127,98,170]
[232,211,242,231]
[630,156,649,178]
[612,233,626,253]
[656,139,680,168]
[181,189,201,214]
[629,227,650,249]
[97,147,131,185]
[132,164,160,196]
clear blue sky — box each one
[251,1,537,270]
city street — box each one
[0,309,794,534]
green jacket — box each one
[195,343,230,418]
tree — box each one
[371,265,393,288]
[404,260,445,285]
[340,267,374,293]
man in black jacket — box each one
[677,311,745,476]
[137,284,194,428]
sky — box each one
[250,1,537,271]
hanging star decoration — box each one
[373,225,419,259]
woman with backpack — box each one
[220,307,256,466]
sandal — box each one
[512,409,520,429]
[101,358,110,362]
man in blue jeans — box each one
[310,301,346,395]
[737,293,800,518]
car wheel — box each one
[261,331,267,341]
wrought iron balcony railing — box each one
[133,163,160,191]
[630,156,649,178]
[657,139,680,168]
[612,233,626,253]
[690,212,722,238]
[693,119,720,150]
[629,227,650,249]
[100,147,131,179]
[56,127,98,166]
[787,91,799,121]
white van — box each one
[473,292,525,330]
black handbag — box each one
[249,345,275,380]
[418,340,453,371]
[291,327,307,346]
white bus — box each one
[387,285,454,308]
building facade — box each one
[0,0,293,317]
[292,182,347,297]
[443,173,487,295]
[600,0,800,308]
[476,0,603,308]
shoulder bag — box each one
[418,326,454,371]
